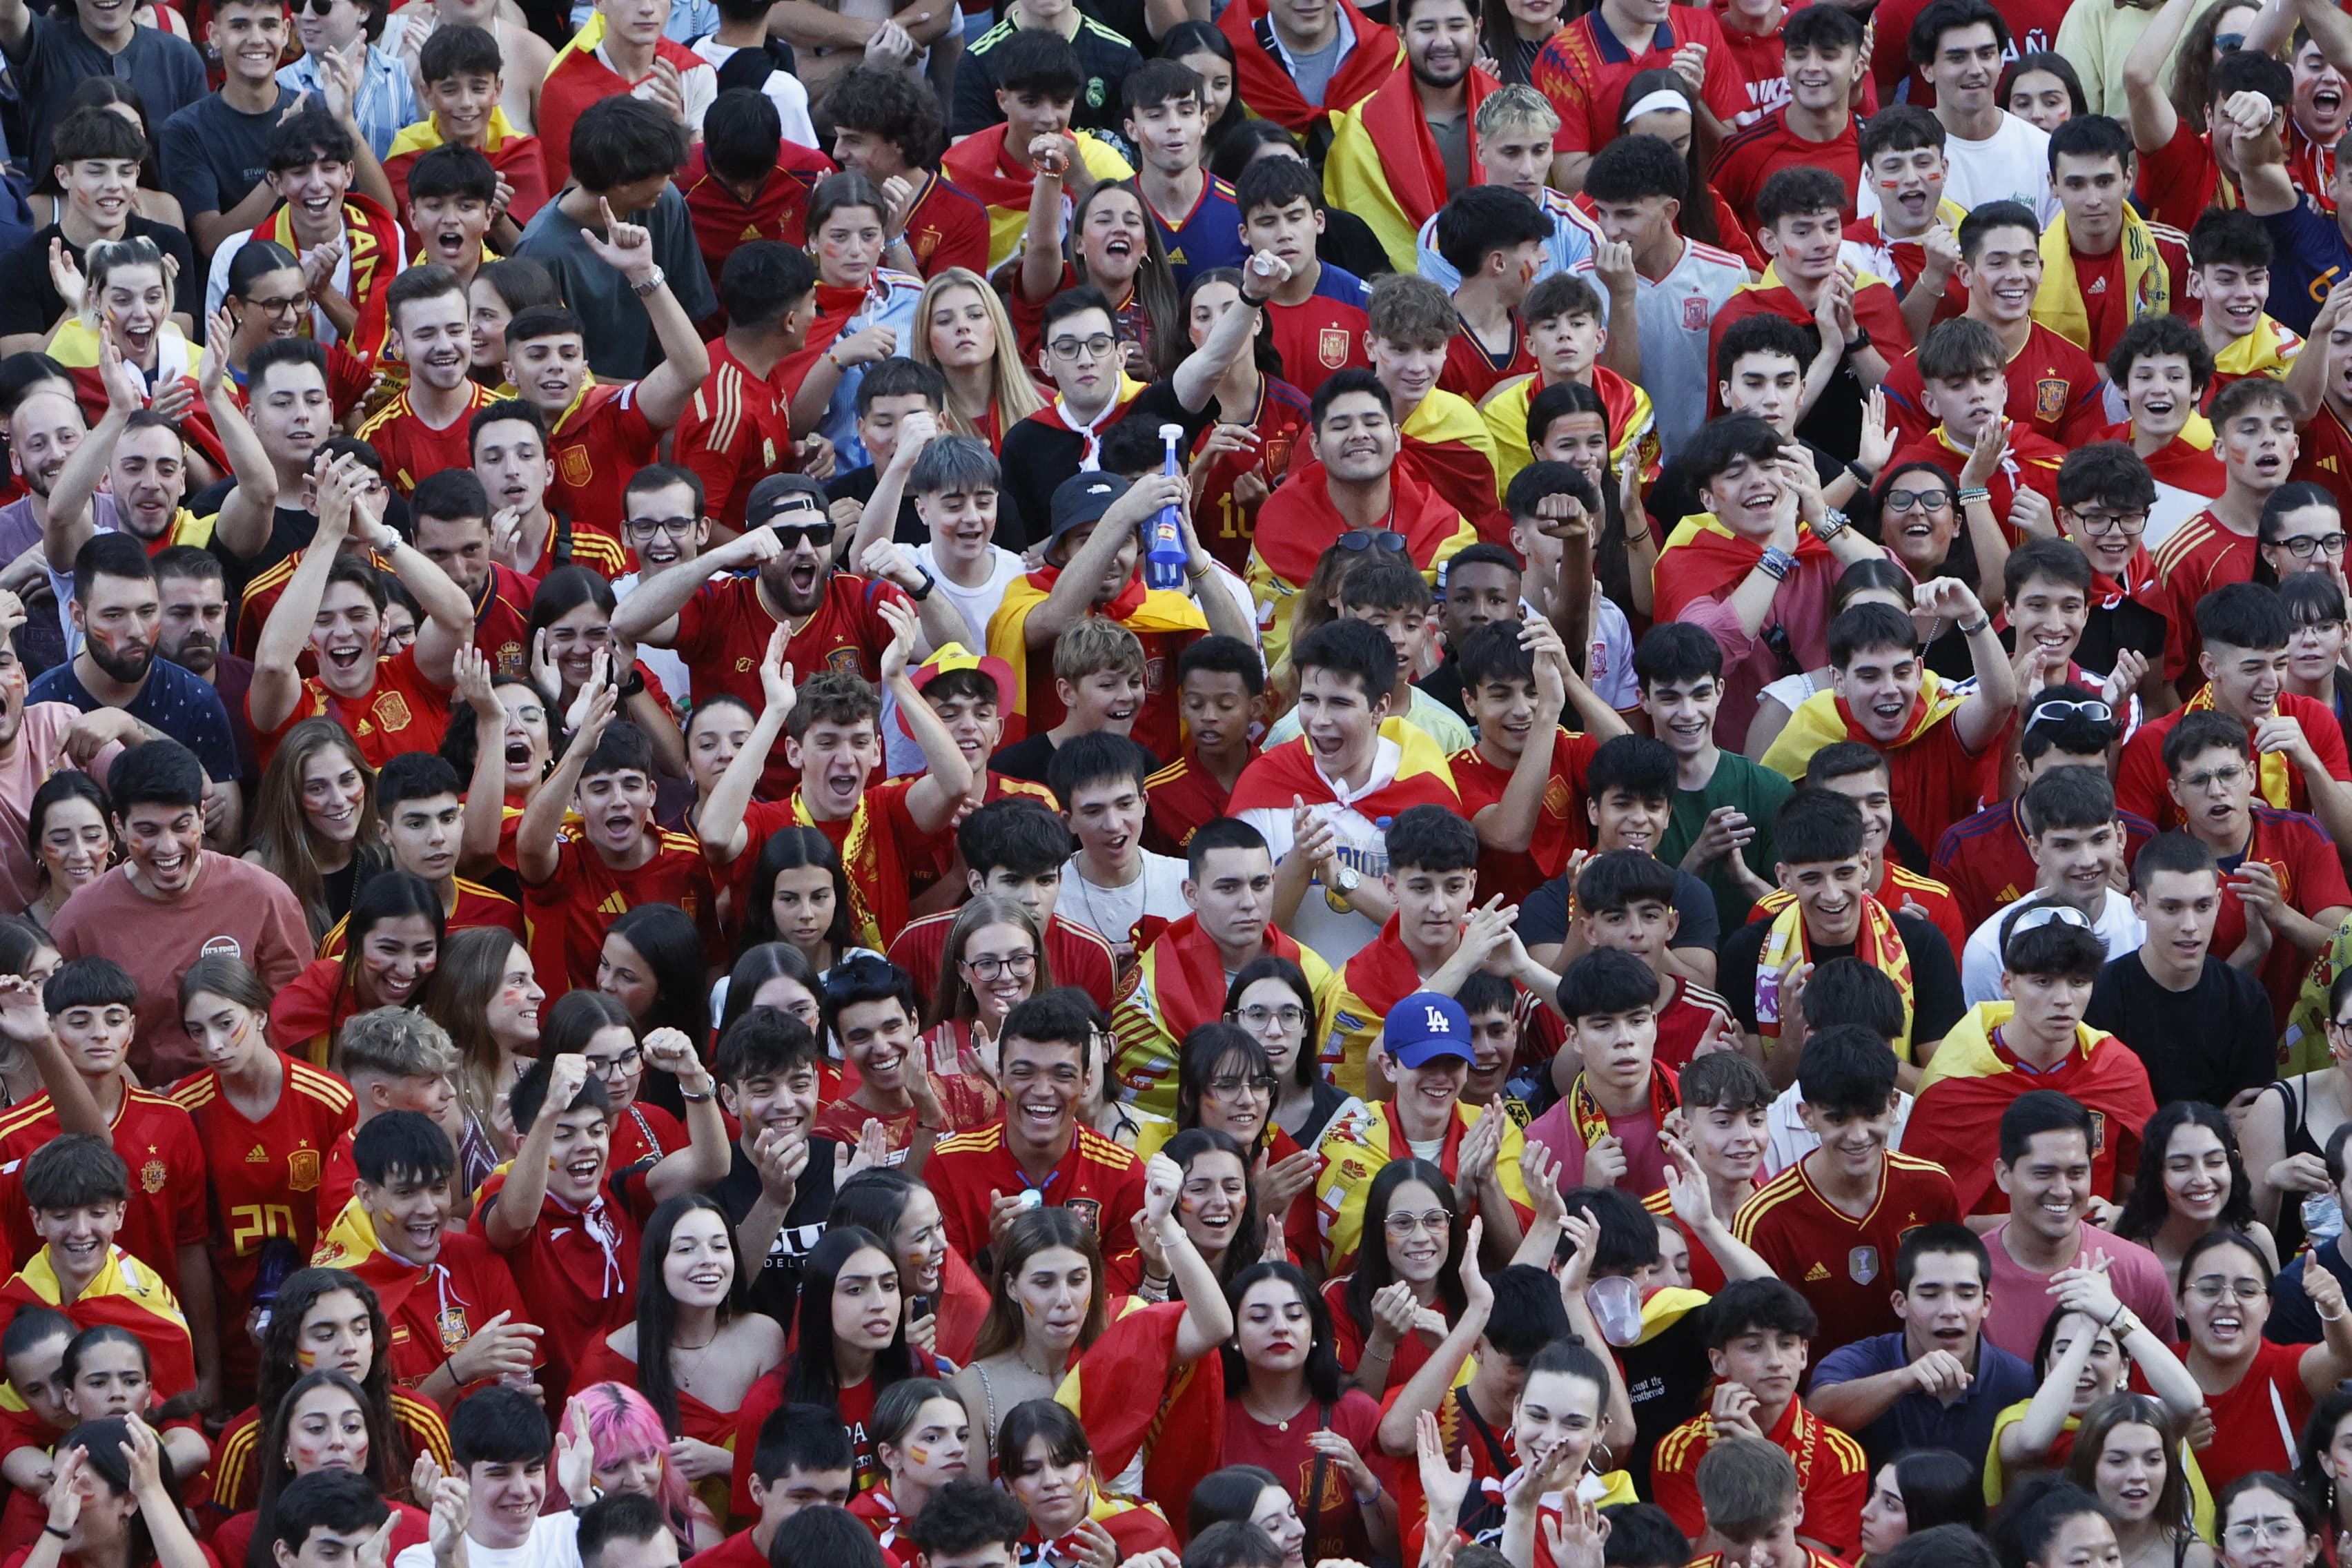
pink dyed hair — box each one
[565,1381,694,1538]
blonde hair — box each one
[908,268,1046,440]
[1051,616,1146,685]
[334,1006,459,1081]
[1477,84,1559,140]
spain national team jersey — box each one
[0,1088,207,1293]
[1654,976,1736,1072]
[481,1163,655,1410]
[927,1121,1147,1266]
[311,1195,536,1398]
[2151,512,2263,686]
[2294,400,2352,489]
[1881,321,2105,449]
[255,645,456,771]
[548,382,660,550]
[471,564,536,678]
[901,170,992,280]
[210,1386,451,1513]
[321,879,523,956]
[1266,264,1374,397]
[678,140,836,277]
[1932,801,2162,932]
[675,339,796,530]
[1143,175,1248,288]
[233,546,393,663]
[729,781,942,953]
[355,384,499,496]
[1446,729,1605,905]
[521,829,716,992]
[1732,1150,1959,1351]
[1650,1396,1870,1557]
[1711,109,1863,233]
[1439,316,1537,405]
[166,1058,355,1310]
[1144,748,1243,854]
[1531,4,1745,157]
[514,516,629,583]
[670,571,912,798]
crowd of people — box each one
[8,0,2352,1567]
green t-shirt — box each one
[1659,751,1792,932]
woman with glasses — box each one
[219,240,369,412]
[2280,574,2352,732]
[924,896,1051,1075]
[1325,1158,1467,1393]
[1990,1260,2201,1504]
[2256,484,2351,591]
[525,567,687,780]
[2066,1393,2213,1568]
[2216,1473,2326,1568]
[538,989,683,1170]
[1172,1021,1324,1260]
[2111,1103,2280,1282]
[1226,956,1356,1150]
[2177,1230,2352,1493]
[2244,970,2352,1249]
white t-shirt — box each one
[1959,886,2148,1006]
[689,37,819,146]
[1858,111,2057,225]
[1762,1085,1915,1179]
[394,1512,578,1568]
[912,541,1026,649]
[1057,850,1189,961]
[1571,238,1751,458]
[1237,734,1416,965]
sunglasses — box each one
[2024,698,2115,732]
[767,518,836,549]
[1335,529,1407,553]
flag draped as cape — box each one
[986,567,1208,743]
[0,1246,193,1395]
[1654,513,1832,624]
[1215,0,1401,135]
[1055,1302,1222,1533]
[1325,68,1499,274]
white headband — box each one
[1622,88,1692,124]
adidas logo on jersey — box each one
[1805,1262,1830,1282]
[246,1145,269,1164]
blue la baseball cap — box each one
[1386,991,1473,1068]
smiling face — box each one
[103,428,184,548]
[10,391,87,503]
[424,66,502,144]
[1077,187,1149,288]
[2264,500,2346,581]
[1799,1095,1897,1185]
[464,1456,548,1551]
[1379,1177,1450,1284]
[299,743,367,850]
[1295,666,1389,775]
[211,0,288,82]
[660,1204,736,1311]
[2028,816,2120,909]
[1000,1035,1086,1153]
[1866,144,1949,237]
[1511,1365,1601,1479]
[269,153,354,249]
[308,580,384,698]
[1925,20,2001,111]
[2160,1119,2236,1228]
[785,714,880,822]
[957,921,1037,1026]
[392,286,472,395]
[836,994,920,1096]
[1403,0,1475,88]
[575,761,655,859]
[1176,1148,1250,1257]
[722,1055,819,1144]
[1830,640,1925,745]
[2122,351,2196,443]
[32,1198,121,1288]
[1779,854,1868,944]
[1959,223,2043,325]
[1065,773,1147,874]
[540,1102,612,1208]
[354,1159,453,1266]
[507,330,589,417]
[1893,1244,1988,1367]
[59,151,138,234]
[359,914,440,1010]
[1997,1127,2093,1246]
[37,796,110,900]
[2091,1422,2168,1525]
[116,796,201,897]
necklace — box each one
[672,1329,720,1391]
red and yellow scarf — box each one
[1761,668,1969,782]
[259,193,404,364]
[1755,893,1917,1059]
[792,788,883,951]
[1567,1064,1680,1146]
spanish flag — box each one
[1228,717,1462,822]
[1325,68,1498,275]
[1760,669,1970,783]
[1244,464,1478,673]
[0,1246,193,1396]
[384,108,549,231]
[1314,1099,1532,1270]
[1400,388,1511,546]
[1055,1302,1223,1534]
[312,1195,429,1317]
[1482,366,1658,499]
[938,123,1135,272]
[1215,0,1402,137]
[1903,1002,2157,1213]
[2211,313,2306,389]
[255,193,409,365]
[1654,513,1832,625]
[1110,914,1335,1117]
[986,567,1208,745]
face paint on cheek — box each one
[907,1446,930,1466]
[295,1345,320,1371]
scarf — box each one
[260,192,404,363]
[1227,717,1462,819]
[1755,893,1916,1059]
[2086,540,2166,614]
[2184,684,2292,806]
[1761,668,1969,782]
[1250,460,1478,587]
[793,789,883,950]
[1325,67,1498,273]
[1566,1064,1680,1147]
[2213,315,2304,381]
[985,561,1207,738]
[772,280,892,399]
[0,1246,195,1395]
[1215,0,1402,134]
[1654,513,1833,624]
[313,1197,475,1352]
[2032,206,2171,352]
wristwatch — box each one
[1814,507,1850,542]
[905,564,937,602]
[1322,861,1361,913]
[629,264,667,299]
[1843,324,1872,352]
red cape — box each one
[1217,0,1402,133]
[1251,460,1466,585]
[1653,519,1832,623]
[1061,1302,1222,1536]
[939,123,1039,215]
[1227,734,1461,819]
[1904,1040,2157,1213]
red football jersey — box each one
[232,546,392,663]
[1266,286,1372,398]
[1144,747,1246,856]
[548,383,661,551]
[1446,729,1606,904]
[728,781,942,952]
[901,171,992,280]
[255,645,455,772]
[0,1089,206,1291]
[1533,6,1747,157]
[1881,322,2106,449]
[678,141,835,284]
[2153,512,2262,687]
[927,1121,1147,1265]
[471,565,536,679]
[669,572,912,799]
[1190,378,1311,574]
[2135,128,2231,233]
[674,340,797,531]
[1654,977,1735,1072]
[521,829,717,992]
[1440,317,1538,405]
[1710,110,1863,234]
[356,385,499,496]
[1732,1150,1960,1351]
[320,879,523,957]
[379,1229,533,1397]
[484,1166,651,1411]
[2293,401,2352,489]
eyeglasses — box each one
[2179,763,2249,794]
[2186,1276,2269,1302]
[2024,698,2115,733]
[2224,1521,2306,1548]
[2274,531,2351,558]
[1235,1003,1308,1032]
[1337,530,1408,553]
[1048,333,1118,362]
[625,515,699,540]
[507,703,546,727]
[769,521,836,550]
[1384,1209,1453,1237]
[1206,1073,1277,1100]
[583,1048,643,1080]
[959,950,1036,981]
[1885,487,1952,513]
[244,292,306,319]
[2068,508,2150,537]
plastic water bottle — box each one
[2308,1191,2344,1248]
[1144,423,1188,590]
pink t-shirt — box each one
[1981,1220,2177,1359]
[1525,1101,1669,1197]
[0,704,104,910]
[49,855,312,1082]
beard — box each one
[84,633,153,685]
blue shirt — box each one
[2261,195,2351,337]
[1147,175,1248,291]
[1415,188,1598,292]
[1811,1330,2037,1467]
[28,657,239,785]
[277,42,420,162]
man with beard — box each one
[246,455,474,770]
[613,476,956,799]
[1324,0,1494,277]
[0,369,112,662]
[467,401,626,585]
[152,548,259,796]
[359,266,499,499]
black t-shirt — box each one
[1317,210,1391,284]
[992,730,1159,786]
[2084,952,2275,1110]
[1420,655,1469,722]
[825,464,925,549]
[0,218,199,340]
[707,1136,840,1328]
[2077,598,2171,683]
[997,418,1092,557]
[1715,908,1967,1046]
[1518,859,1721,954]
